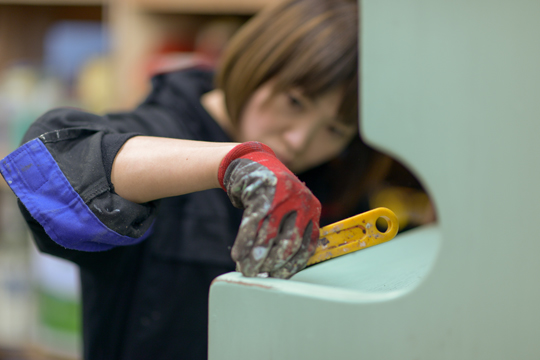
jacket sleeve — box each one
[0,103,189,257]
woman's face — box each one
[237,81,357,174]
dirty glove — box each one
[218,142,321,279]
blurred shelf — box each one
[22,344,80,360]
[128,0,268,14]
[0,0,269,11]
[0,0,102,5]
[0,3,103,72]
[0,0,269,110]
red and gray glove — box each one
[218,142,321,279]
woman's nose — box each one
[282,124,313,154]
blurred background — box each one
[0,0,433,359]
[0,1,261,359]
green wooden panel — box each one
[209,225,440,359]
[290,224,439,294]
[209,0,540,358]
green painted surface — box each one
[37,288,81,334]
[209,0,540,358]
[291,224,440,294]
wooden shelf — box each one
[0,0,102,5]
[0,0,267,10]
[108,0,271,108]
[0,3,103,73]
[0,0,270,107]
[127,0,268,14]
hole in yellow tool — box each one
[307,207,399,266]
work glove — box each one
[218,142,321,279]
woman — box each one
[0,0,381,358]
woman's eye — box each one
[287,94,304,109]
[327,125,348,138]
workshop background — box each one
[0,1,433,359]
[0,1,256,359]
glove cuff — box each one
[218,141,276,191]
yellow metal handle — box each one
[307,207,399,266]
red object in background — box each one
[145,19,243,76]
[145,35,198,76]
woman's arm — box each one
[0,107,238,255]
[111,136,238,203]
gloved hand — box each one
[218,142,321,279]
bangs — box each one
[272,37,358,125]
[217,0,359,125]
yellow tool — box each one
[307,207,399,266]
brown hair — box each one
[217,0,397,221]
[216,0,358,126]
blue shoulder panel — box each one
[0,138,152,252]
